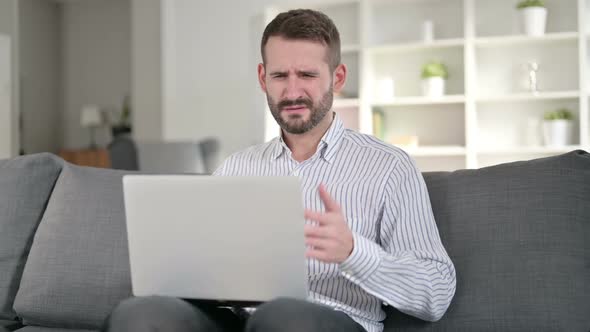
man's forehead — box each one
[264,36,330,69]
[265,63,322,72]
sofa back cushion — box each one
[383,150,590,331]
[0,153,62,320]
[13,162,135,329]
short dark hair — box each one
[261,9,341,72]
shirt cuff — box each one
[339,232,382,284]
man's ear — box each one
[257,63,267,93]
[332,63,347,94]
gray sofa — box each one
[0,151,588,332]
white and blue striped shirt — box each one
[214,113,456,332]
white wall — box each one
[0,34,10,159]
[61,0,131,149]
[19,0,61,154]
[161,0,310,161]
[0,0,19,158]
[131,0,162,141]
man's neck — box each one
[282,113,334,163]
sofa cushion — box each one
[0,319,21,329]
[0,153,63,320]
[13,163,135,330]
[16,327,95,332]
[383,150,590,331]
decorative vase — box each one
[111,125,132,138]
[543,120,573,146]
[375,77,395,101]
[422,77,445,98]
[520,7,547,37]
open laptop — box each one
[122,175,308,306]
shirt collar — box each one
[271,112,345,163]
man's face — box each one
[258,37,345,135]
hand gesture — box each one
[304,184,354,263]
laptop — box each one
[122,175,309,306]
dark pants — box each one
[102,296,366,332]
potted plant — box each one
[543,108,573,146]
[110,95,132,138]
[421,61,448,98]
[517,0,547,37]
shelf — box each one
[476,91,580,103]
[262,0,590,171]
[477,146,583,155]
[372,95,465,107]
[368,39,464,54]
[313,0,359,7]
[474,32,579,48]
[333,98,359,108]
[402,146,467,157]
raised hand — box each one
[304,184,354,263]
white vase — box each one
[543,120,573,147]
[375,77,395,100]
[422,20,434,42]
[422,77,445,98]
[520,7,547,37]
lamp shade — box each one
[80,105,102,127]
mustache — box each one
[278,98,312,110]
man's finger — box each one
[303,224,330,238]
[304,237,332,250]
[318,184,340,212]
[305,248,330,262]
[304,209,333,225]
[304,210,325,222]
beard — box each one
[267,87,333,135]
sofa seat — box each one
[15,328,95,332]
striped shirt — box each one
[213,113,456,332]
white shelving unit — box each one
[264,0,590,171]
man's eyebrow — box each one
[297,70,319,75]
[269,70,287,76]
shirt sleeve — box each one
[212,159,228,176]
[339,155,456,322]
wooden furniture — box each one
[58,148,111,168]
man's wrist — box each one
[339,232,382,283]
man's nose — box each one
[282,77,304,100]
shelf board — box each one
[372,95,465,107]
[476,91,580,103]
[477,146,583,155]
[474,32,579,48]
[333,98,359,108]
[401,146,467,157]
[314,0,360,8]
[368,38,464,54]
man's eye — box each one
[272,74,286,79]
[302,74,316,78]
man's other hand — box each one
[304,184,354,263]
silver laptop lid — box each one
[123,175,308,304]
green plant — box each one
[120,95,131,127]
[544,108,573,121]
[516,0,545,9]
[421,61,448,79]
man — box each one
[104,9,456,332]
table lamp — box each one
[80,105,102,149]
